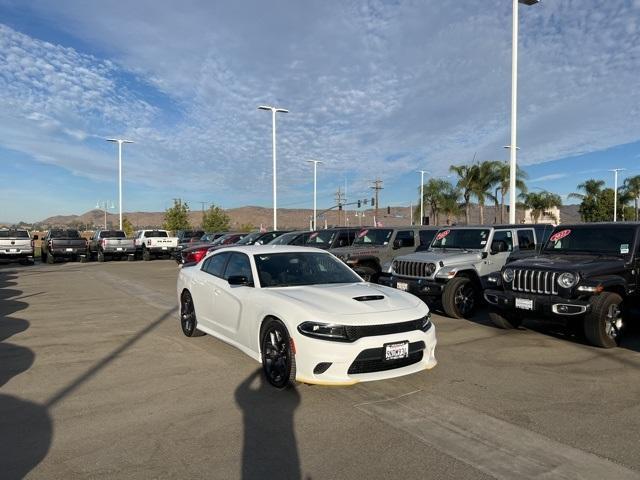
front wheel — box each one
[584,292,623,348]
[442,276,478,319]
[356,266,379,283]
[180,291,205,337]
[260,318,296,389]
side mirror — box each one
[491,240,508,255]
[228,275,252,286]
[393,239,403,249]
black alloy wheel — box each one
[180,291,204,337]
[442,276,478,319]
[261,319,296,389]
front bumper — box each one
[484,289,591,317]
[378,276,444,297]
[291,324,437,385]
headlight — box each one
[557,272,578,288]
[420,313,432,332]
[426,263,436,276]
[502,268,514,283]
[298,322,350,342]
[381,261,392,273]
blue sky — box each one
[0,0,639,223]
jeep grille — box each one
[392,260,436,278]
[512,269,558,295]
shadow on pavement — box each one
[0,269,53,480]
[235,370,302,480]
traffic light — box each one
[338,204,342,211]
[371,197,375,207]
[387,206,391,214]
[357,200,361,208]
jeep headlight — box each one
[382,261,392,273]
[502,268,514,283]
[425,263,436,276]
[557,272,578,288]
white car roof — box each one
[212,245,329,256]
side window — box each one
[534,226,553,246]
[517,229,535,250]
[396,230,415,247]
[224,253,253,283]
[202,252,230,278]
[492,230,513,252]
[335,232,349,248]
[419,230,436,247]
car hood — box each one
[507,254,627,276]
[395,249,484,266]
[266,282,422,315]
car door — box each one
[512,228,536,262]
[483,229,514,276]
[393,230,415,256]
[215,252,255,337]
[191,252,231,330]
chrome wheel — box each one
[604,303,623,341]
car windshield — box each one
[182,231,204,239]
[0,230,29,238]
[254,252,362,287]
[305,230,336,247]
[352,228,393,246]
[269,232,299,245]
[236,232,263,245]
[50,229,80,239]
[144,231,168,238]
[431,229,490,250]
[543,226,636,256]
[100,230,125,238]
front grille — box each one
[344,318,428,341]
[392,260,435,278]
[348,341,425,374]
[512,269,559,295]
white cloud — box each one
[530,173,569,183]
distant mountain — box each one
[35,203,583,230]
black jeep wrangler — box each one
[484,223,639,348]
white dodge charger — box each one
[176,245,437,388]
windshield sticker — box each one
[435,230,450,241]
[309,232,319,239]
[480,240,487,245]
[549,229,571,242]
[358,229,369,238]
[621,244,629,254]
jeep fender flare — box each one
[584,275,629,297]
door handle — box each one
[214,288,221,296]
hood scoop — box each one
[353,295,385,302]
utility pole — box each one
[610,168,626,222]
[370,179,383,226]
[335,187,345,227]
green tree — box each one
[622,175,640,221]
[238,223,254,232]
[122,217,136,237]
[201,204,231,232]
[163,198,191,232]
[471,161,502,225]
[495,162,528,223]
[519,191,562,224]
[449,164,476,225]
[440,185,462,225]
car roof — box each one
[435,224,545,230]
[209,245,330,256]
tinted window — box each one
[236,232,263,245]
[254,252,361,287]
[50,230,80,239]
[353,229,393,246]
[202,252,230,277]
[534,225,553,245]
[224,253,253,282]
[517,229,535,250]
[306,230,336,247]
[492,230,513,252]
[100,230,126,239]
[432,229,490,250]
[544,227,635,256]
[395,230,415,247]
[0,230,29,239]
[417,230,437,251]
[270,232,298,245]
[144,231,168,238]
[334,232,351,248]
[256,232,281,244]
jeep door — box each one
[482,229,514,276]
[390,229,416,259]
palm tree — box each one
[440,185,462,225]
[569,179,605,222]
[623,175,640,221]
[471,161,502,225]
[519,191,562,224]
[419,178,452,225]
[449,164,477,225]
[495,162,528,223]
[569,179,605,201]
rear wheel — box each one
[584,292,623,348]
[180,291,205,337]
[489,309,523,329]
[261,318,296,389]
[442,276,478,319]
[142,247,151,261]
[46,252,55,264]
[357,266,379,283]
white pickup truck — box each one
[0,228,34,264]
[133,229,179,261]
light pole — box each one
[418,170,429,226]
[258,105,289,230]
[610,168,626,222]
[507,0,540,224]
[306,160,323,230]
[106,138,134,230]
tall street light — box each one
[507,0,540,224]
[106,138,134,230]
[306,160,323,230]
[418,170,429,226]
[610,168,626,222]
[258,105,289,230]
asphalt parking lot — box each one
[2,259,640,480]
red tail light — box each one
[186,248,208,263]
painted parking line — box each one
[354,389,640,480]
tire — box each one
[442,276,478,319]
[142,247,151,261]
[40,251,46,263]
[489,309,523,329]
[584,292,623,348]
[85,250,93,261]
[357,266,379,283]
[180,291,205,337]
[260,318,296,389]
[45,251,55,264]
[97,250,105,262]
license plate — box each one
[65,248,74,252]
[384,341,409,361]
[116,247,123,251]
[396,281,408,291]
[9,248,17,253]
[515,298,533,310]
[162,246,168,250]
